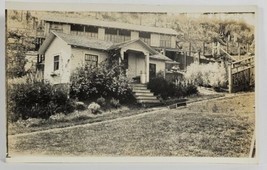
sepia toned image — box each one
[6,7,256,160]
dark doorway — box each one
[149,63,156,80]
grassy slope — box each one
[8,93,254,157]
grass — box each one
[8,105,159,135]
[8,93,255,157]
[8,91,224,135]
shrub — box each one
[7,76,75,121]
[75,101,87,111]
[147,77,198,100]
[70,61,133,101]
[184,62,227,89]
[88,102,101,114]
[147,76,170,99]
[110,98,121,108]
[96,96,106,106]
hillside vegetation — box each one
[6,10,255,77]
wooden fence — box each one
[228,57,255,93]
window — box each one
[119,30,130,36]
[139,32,151,45]
[160,34,172,48]
[105,28,117,35]
[54,55,59,71]
[85,54,98,67]
[140,32,151,39]
[70,24,84,31]
[85,26,98,33]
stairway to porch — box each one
[131,83,162,107]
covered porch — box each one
[112,39,170,84]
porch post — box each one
[144,52,150,83]
[119,48,126,64]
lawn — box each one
[8,93,255,157]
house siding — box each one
[70,47,109,72]
[171,36,176,48]
[150,33,160,47]
[62,24,71,34]
[150,58,166,76]
[98,28,105,40]
[131,31,139,40]
[44,37,72,84]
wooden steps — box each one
[131,83,162,107]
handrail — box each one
[219,47,235,61]
[232,56,254,65]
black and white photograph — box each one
[5,5,256,161]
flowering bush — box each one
[88,102,101,114]
[184,62,227,88]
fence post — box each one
[184,52,187,70]
[228,64,233,93]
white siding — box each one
[150,58,166,76]
[131,31,139,40]
[62,24,71,34]
[70,47,109,72]
[150,33,160,47]
[171,36,176,48]
[44,37,72,84]
[98,28,105,40]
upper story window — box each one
[105,28,117,35]
[105,28,130,43]
[70,24,84,31]
[54,55,59,71]
[139,32,151,45]
[119,30,130,36]
[160,34,172,48]
[85,26,98,33]
[85,54,98,67]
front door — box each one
[149,63,156,80]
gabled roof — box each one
[150,54,172,61]
[39,31,172,61]
[55,32,114,50]
[109,39,158,55]
[38,31,114,54]
[42,16,179,35]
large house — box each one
[37,17,181,85]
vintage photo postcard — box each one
[5,2,257,163]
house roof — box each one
[38,31,114,54]
[150,54,172,61]
[42,16,179,35]
[109,39,158,54]
[54,31,114,50]
[39,31,172,61]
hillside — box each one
[6,10,255,77]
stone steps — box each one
[131,84,162,107]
